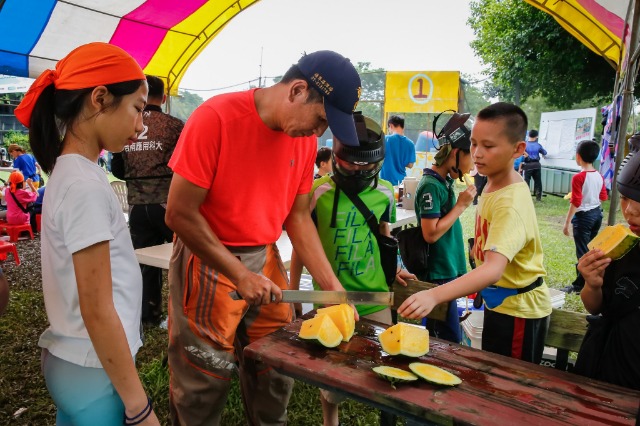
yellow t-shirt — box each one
[473,181,551,318]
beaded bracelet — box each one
[124,397,153,426]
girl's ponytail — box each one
[28,85,61,174]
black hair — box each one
[476,102,528,144]
[387,115,405,128]
[576,139,600,163]
[315,146,332,168]
[146,75,164,100]
[528,129,539,138]
[280,65,323,104]
[29,80,145,174]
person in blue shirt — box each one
[380,115,416,185]
[522,129,547,201]
[514,154,525,173]
[30,184,46,233]
[8,144,41,189]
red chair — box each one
[0,241,20,265]
[0,223,34,242]
[35,214,42,233]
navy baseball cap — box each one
[297,51,362,146]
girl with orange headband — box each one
[15,42,159,426]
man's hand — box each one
[577,249,610,290]
[236,271,282,305]
[563,223,571,237]
[395,269,416,287]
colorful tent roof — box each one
[523,0,631,69]
[0,0,260,95]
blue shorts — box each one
[42,349,125,426]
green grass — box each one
[0,190,627,425]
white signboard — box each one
[0,76,33,94]
[538,107,597,171]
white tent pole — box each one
[608,0,640,225]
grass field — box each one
[0,188,625,425]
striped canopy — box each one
[0,0,260,95]
[524,0,632,69]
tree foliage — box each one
[3,130,29,151]
[461,75,491,116]
[355,62,386,124]
[468,0,617,108]
[170,90,205,121]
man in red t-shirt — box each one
[165,50,362,425]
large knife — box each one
[229,290,393,306]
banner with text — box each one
[384,71,460,113]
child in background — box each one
[414,113,476,343]
[562,140,607,294]
[0,171,37,224]
[399,102,552,364]
[14,42,159,425]
[289,112,415,426]
[314,146,332,179]
[573,151,640,390]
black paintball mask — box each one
[331,111,385,193]
[618,151,640,203]
[433,110,473,181]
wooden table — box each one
[392,207,417,230]
[135,231,294,270]
[135,209,416,271]
[244,316,640,425]
[134,242,172,269]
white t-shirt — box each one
[38,154,143,368]
[571,170,608,212]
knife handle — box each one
[229,290,278,303]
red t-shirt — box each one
[169,89,316,246]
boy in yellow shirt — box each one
[399,102,552,363]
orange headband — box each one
[8,171,24,193]
[15,42,146,128]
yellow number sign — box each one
[384,71,460,113]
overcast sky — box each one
[180,0,485,98]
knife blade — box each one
[228,290,394,306]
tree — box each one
[468,0,618,108]
[169,90,205,121]
[355,62,386,124]
[460,75,491,116]
[3,130,29,152]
